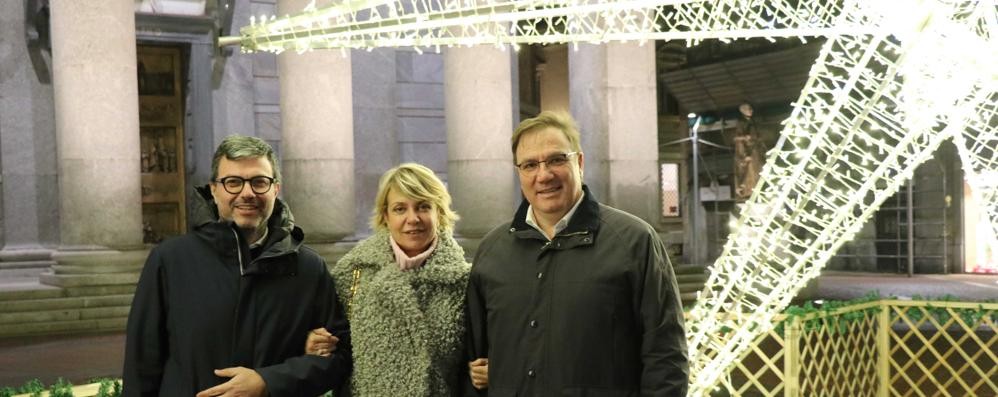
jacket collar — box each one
[341,229,469,286]
[191,185,303,276]
[510,184,601,239]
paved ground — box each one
[0,332,123,388]
[813,271,998,301]
[0,271,995,388]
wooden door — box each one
[138,45,186,243]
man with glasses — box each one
[465,111,689,395]
[123,135,351,396]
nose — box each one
[238,182,256,199]
[405,210,421,224]
[535,163,556,182]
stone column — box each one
[278,0,355,249]
[0,1,59,279]
[538,44,569,112]
[444,46,516,239]
[570,42,660,224]
[45,0,147,287]
[353,48,398,236]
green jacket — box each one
[466,185,689,396]
[332,229,471,396]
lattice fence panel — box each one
[708,301,997,397]
[888,301,998,397]
[798,310,880,396]
[716,328,787,396]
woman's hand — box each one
[468,358,489,390]
[304,327,338,357]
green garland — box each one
[0,378,121,397]
[775,291,997,336]
[95,379,122,397]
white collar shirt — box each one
[525,192,586,240]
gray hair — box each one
[511,110,582,164]
[211,135,281,182]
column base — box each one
[0,247,56,279]
[307,241,360,269]
[41,247,149,288]
[454,236,483,262]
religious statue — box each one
[733,103,765,200]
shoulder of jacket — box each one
[598,203,657,236]
[148,233,208,260]
[431,233,470,268]
[333,233,392,274]
[480,221,514,247]
[293,244,331,273]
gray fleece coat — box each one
[331,230,470,397]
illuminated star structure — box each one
[221,0,997,395]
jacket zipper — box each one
[232,228,245,276]
[230,227,245,364]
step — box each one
[0,282,64,301]
[0,317,127,338]
[0,305,131,325]
[673,263,707,275]
[680,291,699,305]
[0,260,55,269]
[0,260,54,279]
[39,272,139,288]
[676,273,707,284]
[62,284,136,298]
[679,283,706,295]
[0,267,48,278]
[0,283,136,301]
[0,294,133,313]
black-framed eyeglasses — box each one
[515,152,578,174]
[214,176,276,194]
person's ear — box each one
[210,181,221,201]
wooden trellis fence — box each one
[708,299,997,396]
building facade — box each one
[0,0,986,337]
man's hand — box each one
[195,367,267,397]
[468,358,489,390]
[305,327,339,357]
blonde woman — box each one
[307,163,474,396]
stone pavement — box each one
[0,271,995,388]
[0,332,123,388]
[811,271,998,302]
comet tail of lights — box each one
[685,1,997,394]
[221,0,997,395]
[227,0,868,53]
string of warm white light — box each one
[221,0,997,395]
[685,1,996,394]
[223,0,868,53]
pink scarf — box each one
[389,234,438,271]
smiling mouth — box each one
[537,186,561,195]
[234,204,259,213]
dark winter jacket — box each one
[466,185,689,396]
[331,229,470,396]
[123,186,352,396]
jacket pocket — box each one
[560,387,638,397]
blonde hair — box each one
[371,163,460,232]
[511,110,582,163]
